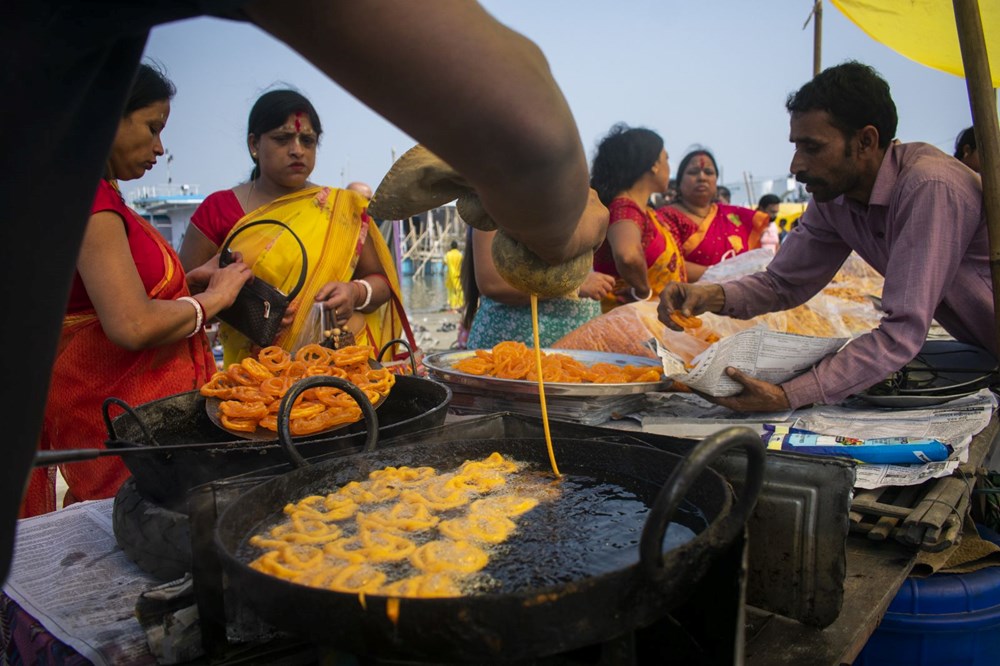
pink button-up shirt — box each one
[721,143,992,408]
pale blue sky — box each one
[138,1,980,206]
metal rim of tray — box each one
[855,387,984,408]
[423,348,669,397]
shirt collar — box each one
[825,144,898,212]
[867,144,900,207]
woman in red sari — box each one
[658,149,771,281]
[22,65,252,517]
[590,124,686,312]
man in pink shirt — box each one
[659,61,992,412]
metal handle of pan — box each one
[102,397,158,446]
[638,426,765,581]
[275,375,380,468]
[377,337,417,375]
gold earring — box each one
[252,152,257,158]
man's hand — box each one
[658,282,726,330]
[506,185,609,265]
[707,367,791,413]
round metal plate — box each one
[423,348,669,397]
[855,389,982,408]
[857,340,997,408]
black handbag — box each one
[216,219,308,348]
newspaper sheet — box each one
[2,499,156,665]
[789,389,996,489]
[639,389,996,489]
[656,327,848,397]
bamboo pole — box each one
[813,0,823,77]
[953,0,1000,355]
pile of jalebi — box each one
[199,344,394,435]
[247,452,552,598]
[452,341,662,383]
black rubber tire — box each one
[112,477,191,581]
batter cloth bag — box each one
[369,144,591,298]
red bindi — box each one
[294,112,302,132]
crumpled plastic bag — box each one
[700,247,775,283]
[552,252,884,364]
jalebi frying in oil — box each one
[247,452,555,599]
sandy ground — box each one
[409,308,464,353]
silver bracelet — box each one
[629,286,653,302]
[353,278,373,310]
[177,296,204,337]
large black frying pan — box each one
[35,373,450,506]
[214,376,765,662]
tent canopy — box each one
[831,0,1000,86]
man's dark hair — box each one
[758,193,781,208]
[785,61,897,150]
[954,126,976,159]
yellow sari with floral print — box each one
[218,187,408,366]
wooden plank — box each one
[868,486,921,541]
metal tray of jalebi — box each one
[423,348,670,397]
[205,344,392,441]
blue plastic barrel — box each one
[854,525,1000,665]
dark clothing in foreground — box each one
[0,0,248,583]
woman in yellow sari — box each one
[590,124,686,312]
[181,90,411,366]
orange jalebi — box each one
[669,311,703,329]
[247,452,552,598]
[200,344,394,435]
[452,341,661,384]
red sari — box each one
[659,202,770,266]
[21,181,216,517]
[594,197,686,312]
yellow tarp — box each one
[831,0,1000,87]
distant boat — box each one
[128,183,204,250]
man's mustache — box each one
[795,173,825,187]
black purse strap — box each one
[218,219,309,300]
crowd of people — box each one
[1,3,991,592]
